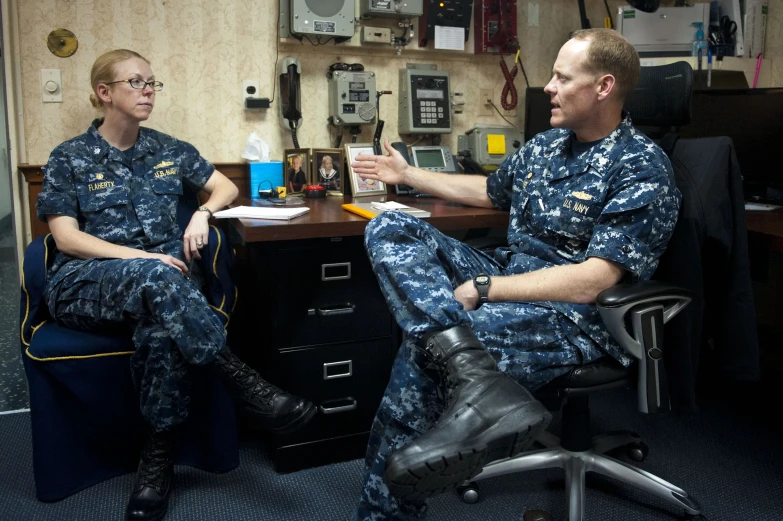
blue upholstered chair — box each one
[19,196,239,501]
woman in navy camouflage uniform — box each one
[37,49,316,521]
[351,30,681,520]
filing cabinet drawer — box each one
[275,237,392,348]
[271,338,393,446]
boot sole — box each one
[384,402,551,502]
[266,401,318,435]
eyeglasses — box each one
[104,78,164,91]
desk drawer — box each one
[271,339,393,446]
[276,237,392,348]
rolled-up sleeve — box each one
[178,141,215,192]
[586,167,681,280]
[36,148,78,222]
[486,150,523,211]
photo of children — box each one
[285,149,309,194]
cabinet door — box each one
[276,237,393,348]
[272,338,393,446]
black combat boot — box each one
[126,429,175,521]
[384,326,552,501]
[211,347,317,433]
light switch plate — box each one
[41,69,62,103]
[528,3,540,27]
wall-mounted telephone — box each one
[398,64,452,135]
[279,57,302,148]
[328,69,377,126]
[391,142,459,196]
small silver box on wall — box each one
[359,0,424,18]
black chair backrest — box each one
[625,62,693,135]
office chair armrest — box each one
[597,281,692,414]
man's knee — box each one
[365,210,420,248]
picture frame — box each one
[344,143,386,197]
[311,148,345,195]
[283,148,310,195]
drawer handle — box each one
[319,397,358,415]
[309,303,355,316]
[323,360,353,380]
[322,262,351,281]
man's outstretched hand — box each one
[352,139,410,187]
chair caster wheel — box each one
[456,482,479,504]
[626,441,649,462]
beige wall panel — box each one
[15,0,782,165]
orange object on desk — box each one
[342,203,378,219]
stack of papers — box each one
[370,201,419,212]
[342,201,431,219]
[213,205,310,221]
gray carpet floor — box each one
[0,227,26,412]
[1,384,782,521]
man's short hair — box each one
[572,29,640,103]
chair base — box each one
[460,431,702,521]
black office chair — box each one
[457,63,707,520]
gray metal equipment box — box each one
[280,0,356,39]
[457,125,523,168]
[328,70,378,126]
[398,64,452,135]
[360,0,423,18]
[616,4,709,56]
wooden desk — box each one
[231,194,510,243]
[745,208,783,252]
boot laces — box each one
[223,355,283,407]
[137,436,172,492]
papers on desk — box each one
[213,205,310,221]
[745,202,781,211]
[342,201,431,219]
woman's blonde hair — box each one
[89,49,150,108]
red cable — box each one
[500,57,518,111]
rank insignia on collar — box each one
[95,173,104,180]
[527,172,533,178]
[153,160,174,169]
[571,191,593,201]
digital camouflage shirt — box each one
[486,114,681,365]
[36,119,215,285]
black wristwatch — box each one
[473,273,491,304]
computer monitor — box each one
[523,86,783,200]
[524,87,553,143]
[678,89,783,199]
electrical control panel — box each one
[474,0,519,54]
[328,70,378,126]
[360,0,424,18]
[457,124,523,169]
[398,64,451,134]
[418,0,473,47]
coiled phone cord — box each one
[499,51,529,111]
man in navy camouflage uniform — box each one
[351,29,681,520]
[37,49,315,521]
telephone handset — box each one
[391,142,459,197]
[279,57,303,147]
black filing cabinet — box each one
[237,235,398,472]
